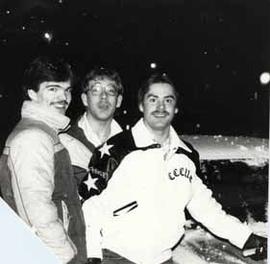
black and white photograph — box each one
[0,1,268,264]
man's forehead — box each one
[88,77,116,86]
[40,81,71,88]
[147,82,176,97]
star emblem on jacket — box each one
[84,173,98,192]
[99,142,113,158]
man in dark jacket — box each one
[60,67,123,201]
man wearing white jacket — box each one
[83,73,267,264]
[0,56,87,264]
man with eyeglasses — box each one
[60,67,123,202]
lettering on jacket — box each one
[89,167,109,181]
[168,167,193,182]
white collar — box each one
[132,118,192,153]
[78,113,122,147]
[21,100,70,132]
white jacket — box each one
[4,101,76,264]
[83,119,252,264]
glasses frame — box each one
[85,82,119,97]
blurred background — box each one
[0,0,269,148]
[0,2,268,262]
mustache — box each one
[152,110,169,115]
[50,100,69,106]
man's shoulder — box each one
[107,129,134,145]
[85,129,136,198]
[6,125,56,151]
[90,130,136,174]
[106,129,136,153]
[60,118,81,143]
[177,136,201,174]
[179,137,199,155]
[64,117,82,137]
[62,118,96,153]
[59,132,76,144]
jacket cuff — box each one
[230,224,252,249]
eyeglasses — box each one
[86,83,118,97]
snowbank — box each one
[172,221,267,264]
[181,135,269,166]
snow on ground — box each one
[171,135,268,263]
[181,135,269,165]
[172,221,267,264]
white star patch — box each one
[99,142,113,158]
[84,174,98,192]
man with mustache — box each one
[83,73,267,264]
[0,56,87,264]
[60,67,123,201]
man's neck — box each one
[153,130,170,146]
[85,113,112,143]
[143,121,170,146]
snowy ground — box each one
[181,135,268,163]
[172,135,268,264]
[172,221,267,264]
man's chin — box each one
[52,107,67,115]
[95,112,114,121]
[95,109,114,119]
[150,121,171,130]
[98,106,111,112]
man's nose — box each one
[157,100,165,110]
[58,90,68,101]
[100,89,108,99]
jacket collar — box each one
[78,112,122,147]
[21,100,70,132]
[132,118,192,153]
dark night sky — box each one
[0,0,269,141]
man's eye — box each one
[148,98,156,103]
[48,87,57,92]
[91,87,99,93]
[66,87,72,93]
[107,88,117,95]
[165,98,173,104]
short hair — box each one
[22,56,74,98]
[81,67,123,95]
[138,72,179,105]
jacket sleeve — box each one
[9,129,76,264]
[82,196,104,259]
[186,174,252,249]
[82,159,128,259]
[60,133,93,188]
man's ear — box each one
[27,89,38,101]
[116,94,123,108]
[174,108,179,114]
[139,103,144,113]
[81,93,88,107]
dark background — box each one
[0,0,269,145]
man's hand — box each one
[86,258,102,264]
[243,233,267,260]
